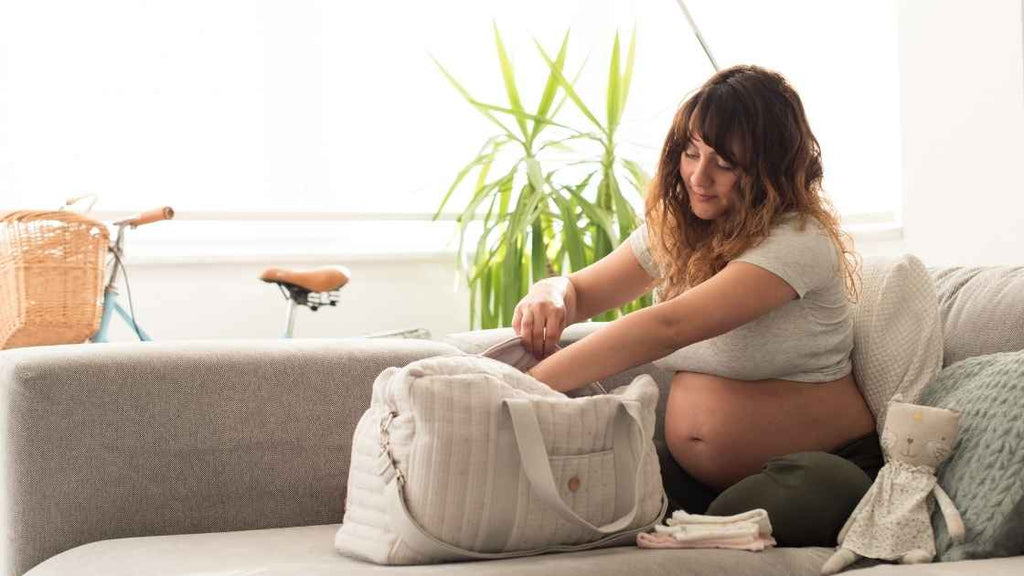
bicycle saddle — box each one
[259,266,351,293]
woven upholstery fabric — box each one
[0,337,460,576]
[26,523,846,576]
[930,267,1024,367]
[850,255,943,434]
[335,354,664,564]
[28,524,1024,576]
[919,349,1024,562]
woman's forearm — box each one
[527,304,681,393]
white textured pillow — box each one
[850,254,943,434]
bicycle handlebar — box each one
[115,206,175,228]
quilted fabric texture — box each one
[919,349,1024,562]
[335,354,664,564]
[850,255,943,434]
[930,266,1024,367]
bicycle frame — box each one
[90,223,151,342]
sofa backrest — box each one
[930,267,1024,367]
[0,337,462,576]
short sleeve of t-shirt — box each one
[628,223,661,279]
[734,216,839,298]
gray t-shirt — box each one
[628,213,853,382]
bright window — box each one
[0,0,900,257]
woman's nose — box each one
[691,157,713,189]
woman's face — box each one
[680,134,741,220]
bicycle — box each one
[90,205,175,342]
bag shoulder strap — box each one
[383,397,666,560]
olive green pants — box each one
[657,433,883,547]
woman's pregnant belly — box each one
[665,370,876,491]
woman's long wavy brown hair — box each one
[645,65,860,301]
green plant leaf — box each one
[482,264,496,328]
[537,132,604,154]
[607,174,636,240]
[548,59,588,121]
[459,167,516,226]
[471,101,573,132]
[562,183,617,244]
[469,274,478,328]
[620,26,637,121]
[593,173,615,256]
[471,221,496,282]
[621,158,650,200]
[432,55,523,144]
[519,245,528,297]
[551,244,565,275]
[607,32,622,134]
[535,40,606,135]
[506,181,544,257]
[434,136,506,220]
[525,157,545,196]
[498,171,513,216]
[531,220,546,283]
[493,23,529,140]
[551,193,586,271]
[469,197,502,285]
[502,235,520,326]
[530,29,571,145]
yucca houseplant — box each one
[434,25,654,329]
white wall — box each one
[98,230,902,343]
[98,255,472,342]
[61,0,1024,343]
[897,0,1024,267]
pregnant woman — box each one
[514,65,880,547]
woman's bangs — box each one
[690,88,746,167]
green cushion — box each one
[920,349,1024,561]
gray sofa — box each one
[2,266,1023,576]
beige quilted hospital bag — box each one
[334,338,667,564]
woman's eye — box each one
[716,161,734,170]
[683,149,699,160]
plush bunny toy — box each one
[821,401,966,574]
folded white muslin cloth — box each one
[636,508,777,551]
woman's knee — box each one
[706,451,872,547]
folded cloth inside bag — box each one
[636,508,777,551]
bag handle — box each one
[503,397,644,535]
[382,397,661,560]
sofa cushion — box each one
[25,523,835,576]
[844,555,1024,575]
[850,255,943,433]
[930,267,1024,367]
[919,349,1024,562]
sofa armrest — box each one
[0,338,459,576]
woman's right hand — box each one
[512,277,577,359]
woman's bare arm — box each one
[527,261,799,392]
[568,238,659,321]
[514,238,656,357]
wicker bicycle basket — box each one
[0,210,110,349]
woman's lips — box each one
[693,192,715,201]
